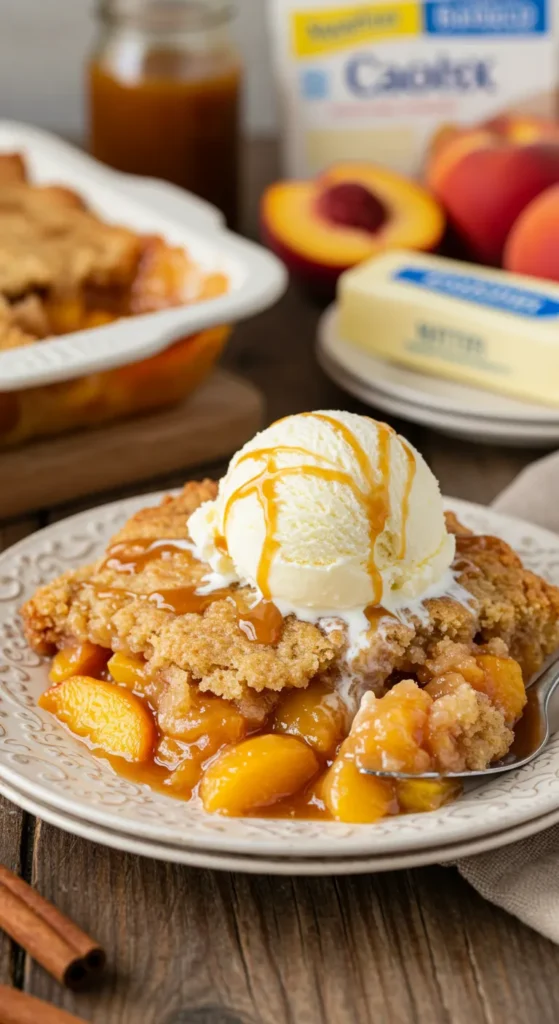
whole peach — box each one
[483,114,559,145]
[428,134,559,265]
[504,183,559,282]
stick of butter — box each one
[337,251,559,407]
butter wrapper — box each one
[338,251,559,407]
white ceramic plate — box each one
[317,306,559,446]
[3,773,559,875]
[318,346,559,447]
[1,492,559,860]
[0,122,287,390]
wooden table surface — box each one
[2,140,558,1024]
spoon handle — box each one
[531,657,559,719]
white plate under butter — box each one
[0,122,286,390]
[2,491,559,862]
[318,306,559,447]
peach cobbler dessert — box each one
[21,412,559,823]
[0,152,229,445]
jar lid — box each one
[99,0,234,30]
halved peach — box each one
[273,680,347,757]
[261,161,444,292]
[39,675,156,761]
[322,756,396,824]
[49,642,110,684]
[200,734,319,815]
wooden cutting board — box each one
[2,370,264,519]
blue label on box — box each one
[424,0,548,36]
[394,266,559,318]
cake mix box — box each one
[268,0,558,178]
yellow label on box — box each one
[291,3,420,57]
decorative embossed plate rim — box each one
[1,492,559,859]
[3,774,559,874]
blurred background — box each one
[0,0,275,138]
[2,0,559,513]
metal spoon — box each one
[358,656,559,781]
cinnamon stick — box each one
[0,986,88,1024]
[0,865,105,989]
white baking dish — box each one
[0,121,287,391]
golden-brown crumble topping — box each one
[0,181,141,300]
[25,481,559,821]
[0,153,228,358]
[21,481,559,716]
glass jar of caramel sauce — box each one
[88,0,241,226]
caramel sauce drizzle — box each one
[149,587,283,644]
[146,586,231,615]
[223,447,358,599]
[97,416,417,641]
[221,414,413,606]
[101,538,195,574]
[237,600,284,645]
[96,583,282,644]
[398,441,417,560]
[96,530,283,645]
[365,605,395,630]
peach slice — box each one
[322,756,396,824]
[273,680,347,757]
[168,752,206,796]
[49,642,110,684]
[157,736,210,796]
[473,655,526,726]
[159,696,249,798]
[351,681,433,775]
[200,734,319,815]
[39,676,156,762]
[162,693,247,747]
[396,778,461,814]
[107,652,148,691]
[261,161,444,292]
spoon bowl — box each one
[358,656,559,782]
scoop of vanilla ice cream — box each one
[188,411,455,614]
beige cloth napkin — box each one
[454,451,559,943]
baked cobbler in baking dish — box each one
[0,152,229,445]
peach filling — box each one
[39,643,527,823]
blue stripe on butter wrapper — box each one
[393,266,559,318]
